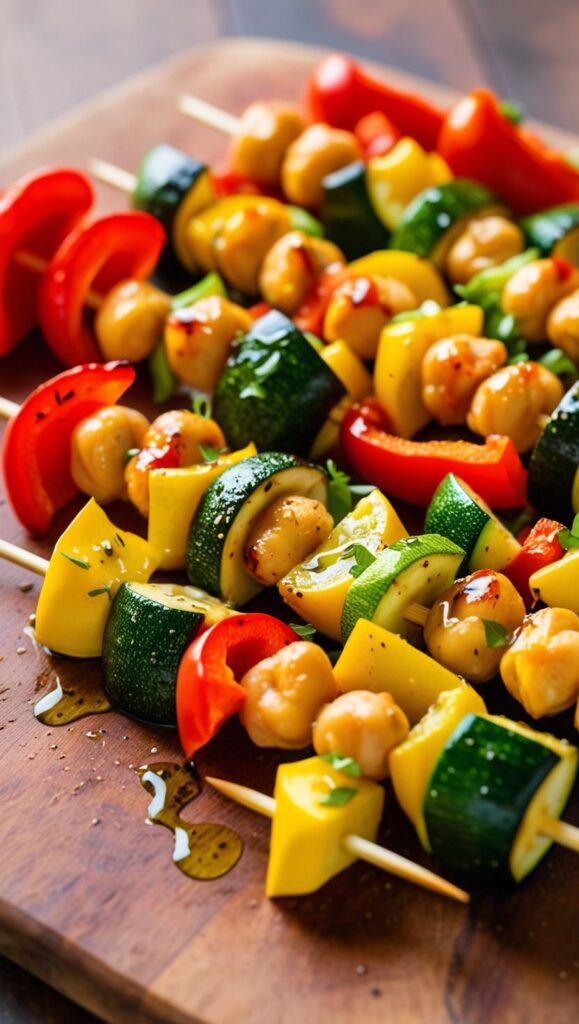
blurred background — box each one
[1,0,578,154]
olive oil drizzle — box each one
[138,761,243,880]
[34,675,112,725]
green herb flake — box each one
[326,459,353,523]
[558,514,579,551]
[482,620,510,649]
[499,99,525,125]
[319,786,358,808]
[87,586,112,601]
[192,394,213,419]
[115,533,126,548]
[349,543,377,579]
[319,753,362,777]
[239,382,266,401]
[61,552,90,570]
[289,622,317,640]
[199,443,224,464]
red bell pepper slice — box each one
[2,361,135,535]
[437,89,579,215]
[306,54,445,151]
[38,211,166,366]
[294,264,351,336]
[341,399,528,510]
[354,111,401,159]
[176,613,298,758]
[0,168,93,356]
[504,517,565,607]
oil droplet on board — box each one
[34,675,112,726]
[138,761,243,881]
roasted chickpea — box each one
[313,690,409,781]
[230,101,307,187]
[244,495,333,586]
[466,361,563,453]
[240,641,338,748]
[125,409,225,516]
[424,570,525,684]
[70,406,149,504]
[501,607,579,718]
[165,296,252,391]
[446,215,524,286]
[258,231,344,315]
[213,202,291,294]
[323,274,417,359]
[95,280,171,362]
[502,258,579,341]
[547,289,579,365]
[421,334,508,426]
[281,124,361,209]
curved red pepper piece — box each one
[503,517,565,607]
[38,211,166,366]
[341,399,528,510]
[2,361,135,535]
[354,111,402,159]
[0,168,93,356]
[438,90,579,215]
[306,54,445,151]
[176,613,298,758]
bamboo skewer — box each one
[0,540,48,576]
[89,159,136,195]
[177,94,242,137]
[10,249,101,307]
[538,815,579,853]
[206,775,470,904]
[0,397,20,420]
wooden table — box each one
[1,34,578,1024]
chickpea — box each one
[281,124,361,209]
[244,495,333,586]
[421,334,508,426]
[95,280,171,362]
[70,406,149,504]
[502,258,579,341]
[424,570,525,684]
[466,362,563,453]
[230,101,307,187]
[500,607,579,718]
[547,289,579,365]
[125,409,225,516]
[446,215,525,286]
[323,274,417,360]
[258,231,344,315]
[213,201,291,294]
[165,296,252,391]
[313,690,409,781]
[240,641,338,748]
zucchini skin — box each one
[424,474,489,574]
[321,161,389,259]
[213,311,345,455]
[424,714,559,881]
[133,143,207,230]
[391,179,496,258]
[521,204,579,256]
[528,382,579,521]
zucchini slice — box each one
[102,582,212,726]
[321,160,389,259]
[213,310,345,456]
[528,382,579,521]
[391,179,502,267]
[340,534,464,643]
[424,714,577,881]
[187,452,328,606]
[425,473,521,574]
[521,204,579,263]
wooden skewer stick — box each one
[177,94,242,137]
[539,815,579,853]
[0,540,48,576]
[206,775,470,904]
[0,397,20,420]
[9,249,101,308]
[90,158,137,195]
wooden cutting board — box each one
[0,37,578,1024]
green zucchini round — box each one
[321,160,389,259]
[391,179,500,265]
[521,203,579,262]
[425,474,521,574]
[528,381,579,521]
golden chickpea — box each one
[547,288,579,365]
[501,607,579,718]
[323,274,417,359]
[244,495,333,586]
[424,570,525,684]
[165,296,252,391]
[281,123,361,209]
[95,280,171,362]
[466,361,563,453]
[213,201,291,294]
[502,258,579,341]
[240,641,338,748]
[258,231,344,315]
[230,101,308,187]
[125,409,225,516]
[70,406,150,505]
[446,215,525,286]
[313,690,409,781]
[421,334,508,426]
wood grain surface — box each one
[0,36,578,1024]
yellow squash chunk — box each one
[529,550,579,615]
[35,499,159,659]
[171,169,217,272]
[349,250,450,307]
[148,444,256,571]
[279,490,407,641]
[333,618,464,724]
[374,302,484,438]
[390,684,487,849]
[367,138,452,231]
[309,341,373,459]
[266,756,384,897]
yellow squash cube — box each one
[367,138,453,231]
[529,550,579,615]
[348,250,450,308]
